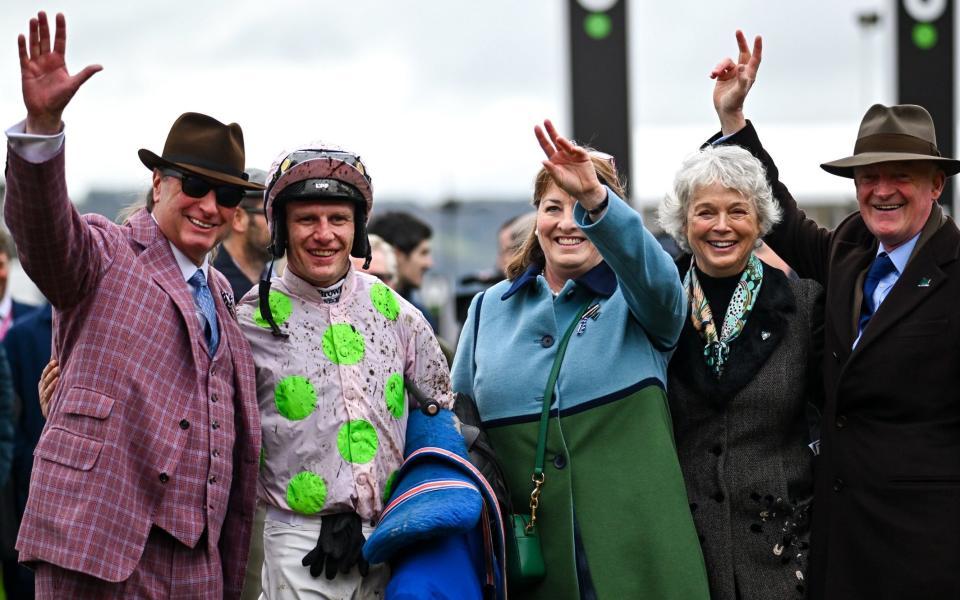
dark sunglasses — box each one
[161,169,246,208]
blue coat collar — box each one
[501,261,617,301]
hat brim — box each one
[820,152,960,178]
[138,149,265,190]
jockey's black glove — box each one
[302,512,370,579]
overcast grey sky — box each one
[1,0,900,205]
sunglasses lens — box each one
[180,175,212,199]
[167,170,246,207]
[215,186,245,208]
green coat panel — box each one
[488,385,710,599]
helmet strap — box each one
[350,206,372,268]
[258,259,289,339]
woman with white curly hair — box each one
[659,144,823,600]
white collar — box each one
[0,291,11,318]
[170,242,209,283]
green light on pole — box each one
[912,23,938,49]
[584,12,612,39]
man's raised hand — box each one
[19,12,101,135]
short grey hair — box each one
[507,212,536,253]
[658,144,781,253]
[367,234,398,280]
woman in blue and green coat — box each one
[451,120,709,599]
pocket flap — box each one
[59,387,116,419]
[35,426,104,471]
[896,319,949,338]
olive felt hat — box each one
[820,103,960,178]
[138,112,265,190]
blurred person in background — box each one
[457,212,536,325]
[659,144,822,599]
[351,234,398,289]
[0,230,38,340]
[0,346,14,597]
[497,212,536,277]
[215,168,272,302]
[0,350,14,491]
[1,302,51,600]
[463,212,537,287]
[452,120,709,598]
[367,211,437,331]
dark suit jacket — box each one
[213,247,256,302]
[718,122,960,599]
[4,146,260,596]
[10,300,38,323]
[3,303,52,516]
[0,345,14,489]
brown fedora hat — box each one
[821,104,960,178]
[138,112,265,190]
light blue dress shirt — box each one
[852,232,920,347]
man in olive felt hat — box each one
[707,31,960,600]
[5,12,262,598]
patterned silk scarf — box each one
[684,253,764,377]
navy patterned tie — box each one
[858,253,896,333]
[189,269,220,356]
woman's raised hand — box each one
[535,119,606,210]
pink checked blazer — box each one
[4,146,260,595]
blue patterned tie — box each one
[189,269,220,356]
[858,253,896,333]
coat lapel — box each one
[852,223,958,354]
[830,238,877,349]
[672,258,796,403]
[129,210,207,368]
[715,266,795,400]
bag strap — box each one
[534,298,595,477]
[525,297,596,533]
[472,290,485,374]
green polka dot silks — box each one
[274,375,317,420]
[385,373,405,418]
[322,323,366,365]
[337,419,379,464]
[253,291,293,328]
[286,471,327,515]
[370,283,400,321]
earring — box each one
[535,229,540,237]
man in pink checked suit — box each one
[5,11,262,598]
